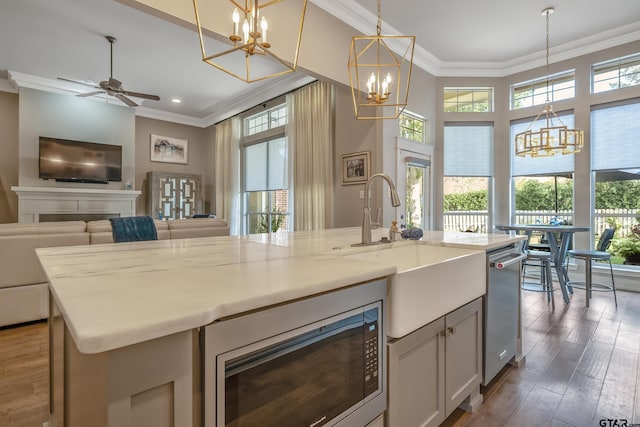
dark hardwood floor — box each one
[0,287,638,427]
[446,287,640,427]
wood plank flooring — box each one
[0,321,48,427]
[0,287,638,427]
[446,287,640,427]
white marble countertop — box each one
[36,227,524,354]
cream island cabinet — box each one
[37,228,525,427]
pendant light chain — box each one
[545,9,550,104]
[376,0,382,36]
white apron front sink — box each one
[344,243,486,338]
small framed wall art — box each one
[150,135,188,164]
[341,151,370,185]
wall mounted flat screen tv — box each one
[39,137,122,184]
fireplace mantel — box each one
[11,186,141,223]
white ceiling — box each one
[1,0,640,126]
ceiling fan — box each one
[58,35,160,107]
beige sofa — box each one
[0,218,229,327]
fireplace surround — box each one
[11,186,140,223]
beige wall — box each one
[134,116,213,216]
[18,89,136,189]
[0,89,212,223]
[333,83,378,227]
[0,91,19,223]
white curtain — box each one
[214,117,241,235]
[289,81,334,231]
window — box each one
[245,104,288,136]
[444,87,493,112]
[511,71,575,110]
[398,111,426,143]
[510,113,576,226]
[591,100,640,265]
[592,53,640,93]
[244,138,290,234]
[242,102,290,234]
[443,123,493,232]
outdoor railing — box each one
[443,209,639,238]
[442,211,488,233]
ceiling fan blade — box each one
[57,77,99,89]
[121,90,160,101]
[114,93,138,107]
[77,91,105,98]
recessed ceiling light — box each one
[171,98,182,104]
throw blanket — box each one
[109,216,158,243]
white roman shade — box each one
[444,123,493,177]
[244,137,288,191]
[591,100,640,171]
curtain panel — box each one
[289,81,334,231]
[214,117,241,235]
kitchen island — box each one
[37,227,525,427]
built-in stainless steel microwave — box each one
[203,280,387,427]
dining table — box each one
[495,224,590,304]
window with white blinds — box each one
[510,113,576,176]
[591,100,640,171]
[443,124,493,177]
[244,137,288,191]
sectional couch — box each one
[0,217,229,327]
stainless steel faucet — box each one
[354,173,401,246]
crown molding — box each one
[8,70,130,107]
[438,22,640,77]
[0,77,18,93]
[199,73,317,127]
[135,107,207,127]
[8,70,316,128]
[310,0,442,75]
[312,0,640,78]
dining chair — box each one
[567,227,617,308]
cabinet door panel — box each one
[387,317,445,427]
[444,298,482,416]
[147,172,202,220]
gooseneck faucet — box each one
[354,173,401,246]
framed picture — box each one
[150,135,188,164]
[341,151,370,185]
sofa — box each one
[0,217,229,327]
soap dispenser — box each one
[389,220,399,241]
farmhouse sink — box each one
[343,243,486,338]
